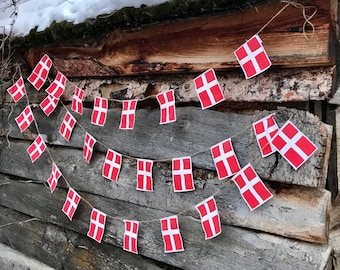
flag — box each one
[253,114,279,157]
[160,215,184,253]
[210,138,241,180]
[47,163,61,193]
[232,163,273,210]
[87,208,106,243]
[27,54,52,90]
[40,95,59,116]
[234,35,272,79]
[7,77,26,102]
[120,100,137,129]
[123,220,139,254]
[271,121,317,170]
[59,112,76,141]
[83,133,96,163]
[15,106,34,132]
[91,97,108,126]
[156,90,176,124]
[195,196,221,240]
[27,135,46,163]
[193,68,224,109]
[71,87,85,115]
[172,156,195,192]
[102,149,122,182]
[136,159,153,191]
[62,188,81,221]
[45,71,66,99]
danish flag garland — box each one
[8,28,319,253]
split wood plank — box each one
[0,176,332,270]
[1,105,332,188]
[25,0,335,77]
[0,140,331,244]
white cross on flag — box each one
[193,68,224,110]
[40,95,59,116]
[136,159,153,191]
[120,100,137,130]
[15,106,34,132]
[156,90,176,124]
[71,87,85,115]
[62,188,81,221]
[234,35,272,79]
[160,215,184,253]
[253,114,279,157]
[172,156,195,192]
[59,112,76,141]
[211,138,241,180]
[45,72,66,99]
[271,121,317,170]
[87,208,106,243]
[195,196,221,240]
[91,97,108,126]
[27,54,52,90]
[83,133,96,163]
[123,220,139,254]
[232,163,273,211]
[7,77,26,102]
[47,163,62,193]
[27,135,46,163]
[102,149,122,182]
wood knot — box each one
[177,119,188,128]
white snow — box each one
[0,0,170,36]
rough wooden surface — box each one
[0,105,332,188]
[25,0,335,76]
[0,176,332,270]
[0,139,331,244]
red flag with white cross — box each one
[253,114,279,157]
[210,138,241,180]
[120,100,137,130]
[71,87,85,115]
[123,220,139,254]
[27,54,52,90]
[27,135,46,163]
[47,163,62,193]
[45,72,66,99]
[193,68,224,109]
[156,90,176,124]
[271,121,317,170]
[87,208,106,243]
[160,215,184,253]
[232,163,273,211]
[59,112,76,141]
[7,77,26,102]
[102,149,122,182]
[136,159,153,192]
[62,188,81,221]
[83,133,96,163]
[91,97,108,126]
[234,35,272,79]
[40,95,59,116]
[172,156,195,192]
[15,106,34,132]
[195,196,221,240]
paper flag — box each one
[137,159,154,191]
[71,87,85,115]
[156,90,176,124]
[160,215,184,253]
[47,163,61,193]
[83,133,96,163]
[62,188,81,221]
[15,106,34,132]
[59,112,76,141]
[40,95,59,116]
[45,71,66,99]
[91,97,108,126]
[120,100,137,130]
[27,135,46,163]
[27,54,52,90]
[87,208,106,243]
[7,77,26,102]
[123,220,139,254]
[102,149,122,182]
[172,156,195,192]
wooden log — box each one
[0,176,332,270]
[1,105,332,188]
[25,0,335,77]
[0,140,331,244]
[0,206,172,270]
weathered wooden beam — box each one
[0,206,173,270]
[25,0,335,76]
[0,141,331,243]
[1,105,331,188]
[0,177,332,270]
